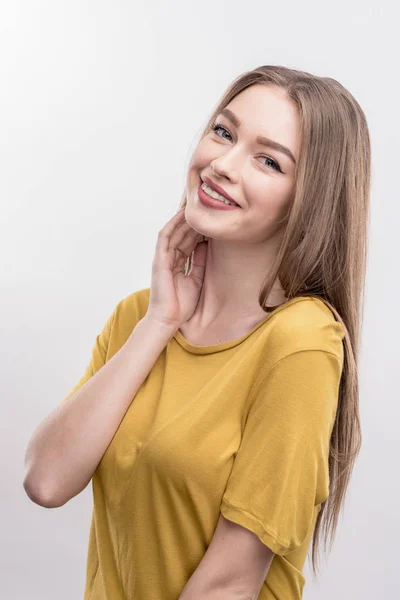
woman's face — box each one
[185,84,301,245]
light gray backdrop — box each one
[1,1,398,598]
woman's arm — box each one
[23,315,177,508]
[178,513,274,600]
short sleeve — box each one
[59,307,116,404]
[220,349,343,556]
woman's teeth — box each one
[201,183,238,206]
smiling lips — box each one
[201,175,240,206]
[197,183,240,211]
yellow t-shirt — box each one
[60,287,345,600]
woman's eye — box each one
[260,156,282,172]
[210,123,282,173]
[211,123,231,140]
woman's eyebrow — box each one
[219,108,297,165]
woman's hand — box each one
[146,207,208,328]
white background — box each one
[2,1,398,598]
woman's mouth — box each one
[197,183,241,211]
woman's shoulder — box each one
[111,287,151,333]
[117,286,150,312]
[263,295,345,365]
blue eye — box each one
[210,123,283,173]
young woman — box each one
[24,65,371,600]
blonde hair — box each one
[179,65,371,577]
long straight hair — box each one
[179,65,371,576]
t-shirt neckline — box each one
[173,296,310,355]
